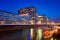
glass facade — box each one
[0,10,31,24]
[18,6,38,23]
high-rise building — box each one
[18,6,38,19]
[18,6,38,25]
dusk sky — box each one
[0,0,60,18]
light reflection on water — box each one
[36,28,43,40]
[0,28,60,40]
[23,28,43,40]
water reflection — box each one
[23,28,43,40]
[36,28,43,40]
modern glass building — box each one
[18,6,38,24]
[0,10,31,24]
[18,6,38,18]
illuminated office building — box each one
[18,6,38,20]
[37,15,51,25]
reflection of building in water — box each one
[36,28,43,40]
[23,29,30,40]
[23,28,43,40]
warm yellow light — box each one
[36,28,42,40]
[51,37,53,40]
[51,22,55,25]
[20,14,28,16]
[54,29,58,32]
[36,21,41,25]
[30,21,34,24]
[30,28,33,38]
[47,22,50,25]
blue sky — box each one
[0,0,60,18]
